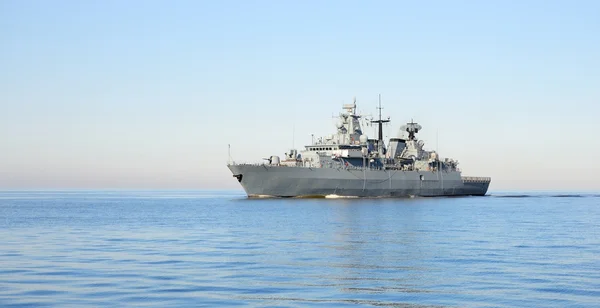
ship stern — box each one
[461,176,491,196]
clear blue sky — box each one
[1,0,599,191]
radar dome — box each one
[359,135,368,144]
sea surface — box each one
[0,191,599,307]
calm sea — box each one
[0,191,599,307]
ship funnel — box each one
[388,138,406,159]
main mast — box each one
[370,94,390,154]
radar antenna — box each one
[400,119,423,141]
[342,96,357,115]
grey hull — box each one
[229,164,490,198]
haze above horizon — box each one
[1,0,599,191]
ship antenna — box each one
[378,94,382,122]
[438,129,444,190]
[436,129,439,181]
[228,144,232,165]
[292,122,295,150]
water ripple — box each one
[0,191,599,307]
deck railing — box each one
[230,162,463,173]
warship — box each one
[228,97,490,198]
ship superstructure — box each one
[228,97,490,198]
